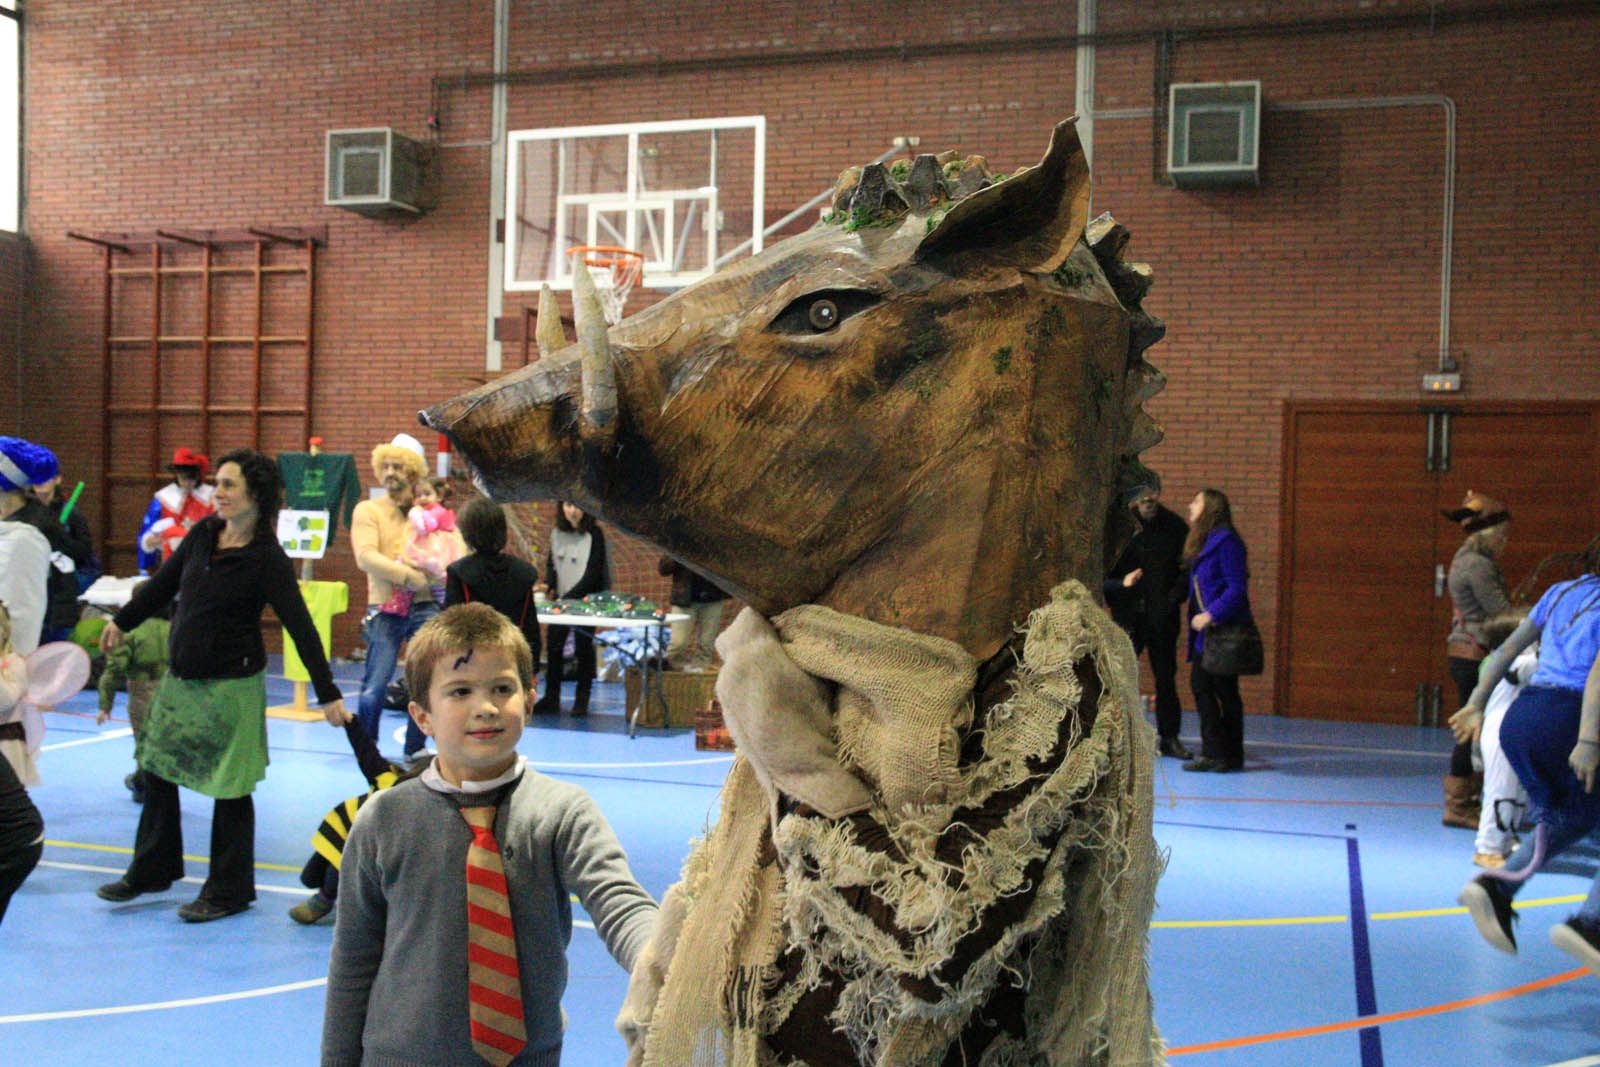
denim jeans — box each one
[356,600,440,755]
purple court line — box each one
[1345,823,1384,1067]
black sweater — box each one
[113,516,342,704]
[444,552,543,658]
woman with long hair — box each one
[96,449,346,922]
[1441,491,1513,829]
[1181,488,1255,773]
[1452,535,1600,973]
[534,501,610,716]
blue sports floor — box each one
[5,661,1598,1066]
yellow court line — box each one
[1155,916,1347,929]
[45,839,300,873]
[1372,894,1585,921]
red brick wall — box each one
[17,1,1599,705]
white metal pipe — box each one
[1095,94,1458,371]
[484,0,510,373]
[1076,0,1097,203]
[1272,96,1457,371]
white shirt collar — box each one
[420,754,527,795]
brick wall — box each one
[16,1,1599,706]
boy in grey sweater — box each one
[321,604,658,1067]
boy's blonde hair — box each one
[405,603,533,708]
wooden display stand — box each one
[693,697,734,752]
[625,668,717,728]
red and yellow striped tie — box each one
[460,804,527,1066]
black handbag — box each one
[1194,582,1264,676]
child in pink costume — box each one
[399,477,465,605]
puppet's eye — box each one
[808,300,839,331]
[769,289,880,335]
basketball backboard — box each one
[505,116,765,294]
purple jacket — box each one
[1186,526,1252,660]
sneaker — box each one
[1551,917,1600,974]
[96,877,172,903]
[1181,757,1225,773]
[1472,851,1507,870]
[1459,875,1518,954]
[177,897,250,923]
[288,893,334,925]
[124,772,145,805]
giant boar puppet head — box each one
[423,118,1165,664]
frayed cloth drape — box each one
[619,581,1165,1066]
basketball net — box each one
[568,245,644,326]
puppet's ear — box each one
[916,117,1090,274]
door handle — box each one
[1435,564,1447,598]
[1425,411,1437,472]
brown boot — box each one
[1444,774,1479,829]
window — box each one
[1,1,17,233]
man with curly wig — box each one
[351,434,436,758]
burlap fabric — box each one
[619,580,1164,1066]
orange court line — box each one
[1165,968,1592,1057]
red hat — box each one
[167,446,210,479]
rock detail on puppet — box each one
[424,117,1167,1064]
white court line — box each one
[41,727,132,751]
[0,978,329,1024]
[1543,1056,1600,1067]
[37,860,305,896]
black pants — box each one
[1191,661,1245,767]
[1131,620,1184,740]
[1448,655,1483,777]
[541,624,595,708]
[0,840,42,927]
[125,773,257,908]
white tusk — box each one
[572,262,618,443]
[536,284,567,360]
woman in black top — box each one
[534,501,609,716]
[96,449,346,923]
[444,497,543,668]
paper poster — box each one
[278,509,331,559]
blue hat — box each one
[0,436,58,491]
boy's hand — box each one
[1571,739,1599,793]
[321,698,352,727]
[96,708,111,726]
[99,621,125,653]
[1449,704,1484,744]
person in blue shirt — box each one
[1452,537,1600,976]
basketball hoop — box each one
[567,245,645,326]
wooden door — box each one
[1278,402,1599,724]
[1279,408,1439,723]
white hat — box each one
[388,433,426,460]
